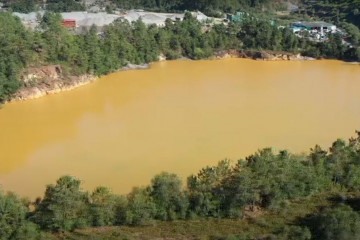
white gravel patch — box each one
[13,10,189,29]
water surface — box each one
[1,59,359,198]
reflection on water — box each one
[0,59,359,198]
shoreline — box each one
[213,49,316,61]
[7,51,320,103]
[7,63,150,103]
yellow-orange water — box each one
[1,59,360,198]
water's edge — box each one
[8,63,150,103]
[8,50,313,103]
[2,58,359,198]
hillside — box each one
[301,0,360,28]
[2,9,359,103]
[1,0,300,15]
[107,0,299,13]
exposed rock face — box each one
[158,54,166,61]
[10,63,154,102]
[119,63,150,71]
[22,65,62,83]
[243,50,304,61]
[215,49,314,61]
[214,50,241,59]
[11,65,97,102]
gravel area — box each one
[13,10,187,29]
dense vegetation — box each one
[1,11,359,103]
[1,0,289,14]
[109,0,285,14]
[1,131,360,239]
[46,0,85,12]
[2,0,39,13]
[301,0,360,28]
[1,0,85,13]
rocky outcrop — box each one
[158,54,167,61]
[241,50,315,61]
[118,63,150,71]
[11,65,97,102]
[22,65,63,83]
[215,49,315,61]
[214,50,241,59]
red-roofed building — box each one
[61,19,76,28]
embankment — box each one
[10,63,149,102]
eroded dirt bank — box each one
[10,64,149,102]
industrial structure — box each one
[11,9,344,44]
[290,21,338,42]
[291,21,337,33]
[61,19,77,28]
[226,12,246,22]
[226,12,276,25]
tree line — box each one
[1,132,360,239]
[1,0,281,14]
[1,11,359,103]
[301,0,360,29]
[0,0,85,13]
[3,0,358,26]
[109,0,279,14]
